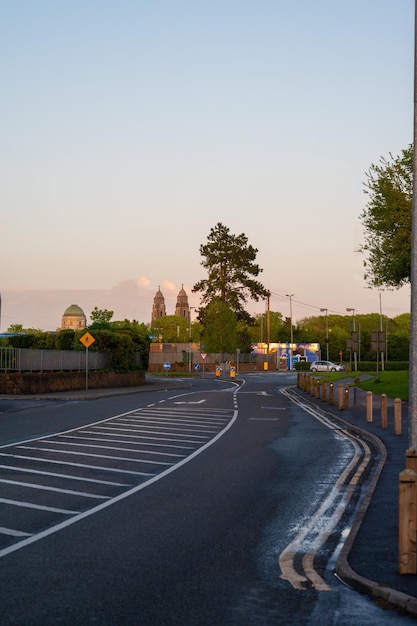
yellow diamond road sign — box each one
[80,332,95,348]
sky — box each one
[0,0,414,331]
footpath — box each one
[293,376,417,618]
[1,374,416,617]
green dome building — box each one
[60,304,86,331]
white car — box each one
[310,360,344,372]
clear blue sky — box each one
[0,0,414,330]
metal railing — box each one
[0,348,110,373]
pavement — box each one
[0,373,416,618]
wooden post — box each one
[329,382,334,405]
[381,394,388,428]
[316,380,320,399]
[338,384,344,410]
[322,381,327,402]
[399,469,417,574]
[366,391,373,423]
[297,372,301,388]
[407,449,417,474]
[310,377,315,395]
[344,387,349,408]
[394,398,402,436]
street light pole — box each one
[188,307,195,373]
[346,308,357,371]
[409,0,417,451]
[320,308,329,362]
[286,294,294,370]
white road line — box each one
[0,479,110,500]
[0,527,32,537]
[0,498,77,515]
[40,440,186,458]
[0,464,129,486]
[16,446,173,467]
[72,430,194,450]
[0,454,154,476]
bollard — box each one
[366,391,373,423]
[297,372,301,388]
[394,398,402,436]
[329,382,334,405]
[310,377,315,395]
[322,381,327,402]
[381,394,388,429]
[338,384,344,411]
[399,469,417,575]
[344,387,349,408]
[316,380,320,399]
[406,449,417,475]
[301,373,306,391]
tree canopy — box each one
[192,222,269,322]
[360,146,412,288]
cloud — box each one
[137,276,151,287]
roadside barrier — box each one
[302,375,403,438]
[381,394,388,428]
[366,391,373,423]
[399,469,417,574]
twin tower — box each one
[151,285,191,324]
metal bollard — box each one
[394,398,402,436]
[366,391,373,423]
[381,394,388,428]
[338,384,344,410]
[399,469,417,574]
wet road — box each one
[0,373,413,624]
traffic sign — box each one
[200,352,208,360]
[163,362,171,371]
[194,363,200,371]
[80,332,95,348]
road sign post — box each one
[79,332,96,390]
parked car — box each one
[310,360,344,372]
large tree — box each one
[193,222,269,322]
[360,145,412,288]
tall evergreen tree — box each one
[193,222,269,322]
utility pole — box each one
[409,0,417,451]
[320,308,329,361]
[286,294,294,370]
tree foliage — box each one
[193,223,269,322]
[360,146,412,288]
[200,298,238,353]
[89,307,114,327]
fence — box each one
[0,348,110,373]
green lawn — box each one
[355,371,409,401]
[309,370,409,401]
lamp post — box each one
[286,294,294,370]
[188,307,195,373]
[320,308,329,362]
[346,308,357,371]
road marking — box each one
[278,387,372,592]
[173,399,206,405]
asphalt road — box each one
[0,373,414,625]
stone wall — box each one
[0,370,145,395]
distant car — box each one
[310,360,345,372]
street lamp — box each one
[286,294,294,370]
[346,308,357,371]
[188,307,195,373]
[320,308,329,362]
